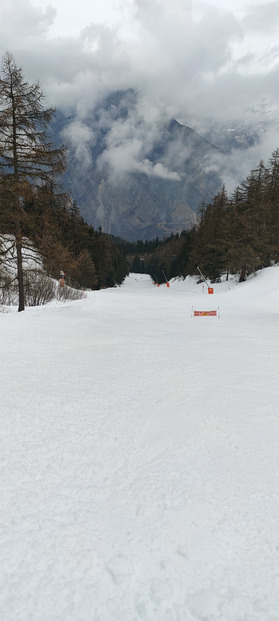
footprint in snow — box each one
[105,554,134,585]
[188,589,223,619]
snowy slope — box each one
[1,267,279,621]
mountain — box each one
[53,92,225,241]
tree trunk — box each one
[16,237,25,311]
[239,265,246,282]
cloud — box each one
[141,162,180,181]
[242,1,279,34]
[0,0,56,45]
[202,125,279,196]
[62,120,96,168]
[95,93,181,179]
[1,0,278,117]
[0,0,279,186]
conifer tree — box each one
[265,149,279,261]
[230,163,269,280]
[0,52,66,311]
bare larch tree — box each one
[0,51,66,311]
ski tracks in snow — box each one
[1,272,279,620]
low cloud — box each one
[96,113,181,181]
[140,162,180,181]
[203,124,279,196]
[62,120,96,169]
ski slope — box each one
[1,267,279,621]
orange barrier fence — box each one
[192,306,220,318]
[194,310,217,316]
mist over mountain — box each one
[1,0,279,242]
[52,89,275,241]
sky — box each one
[0,0,279,189]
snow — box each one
[1,266,279,621]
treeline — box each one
[122,231,193,283]
[0,189,129,296]
[15,194,129,290]
[123,150,279,283]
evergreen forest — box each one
[123,152,279,284]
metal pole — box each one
[197,265,209,287]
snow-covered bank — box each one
[1,267,279,620]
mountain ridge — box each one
[51,89,265,241]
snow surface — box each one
[1,267,279,621]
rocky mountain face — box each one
[53,92,226,241]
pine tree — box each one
[0,52,66,311]
[230,162,269,280]
[265,149,279,262]
[186,188,230,281]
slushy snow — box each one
[1,267,279,620]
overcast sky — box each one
[1,0,279,187]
